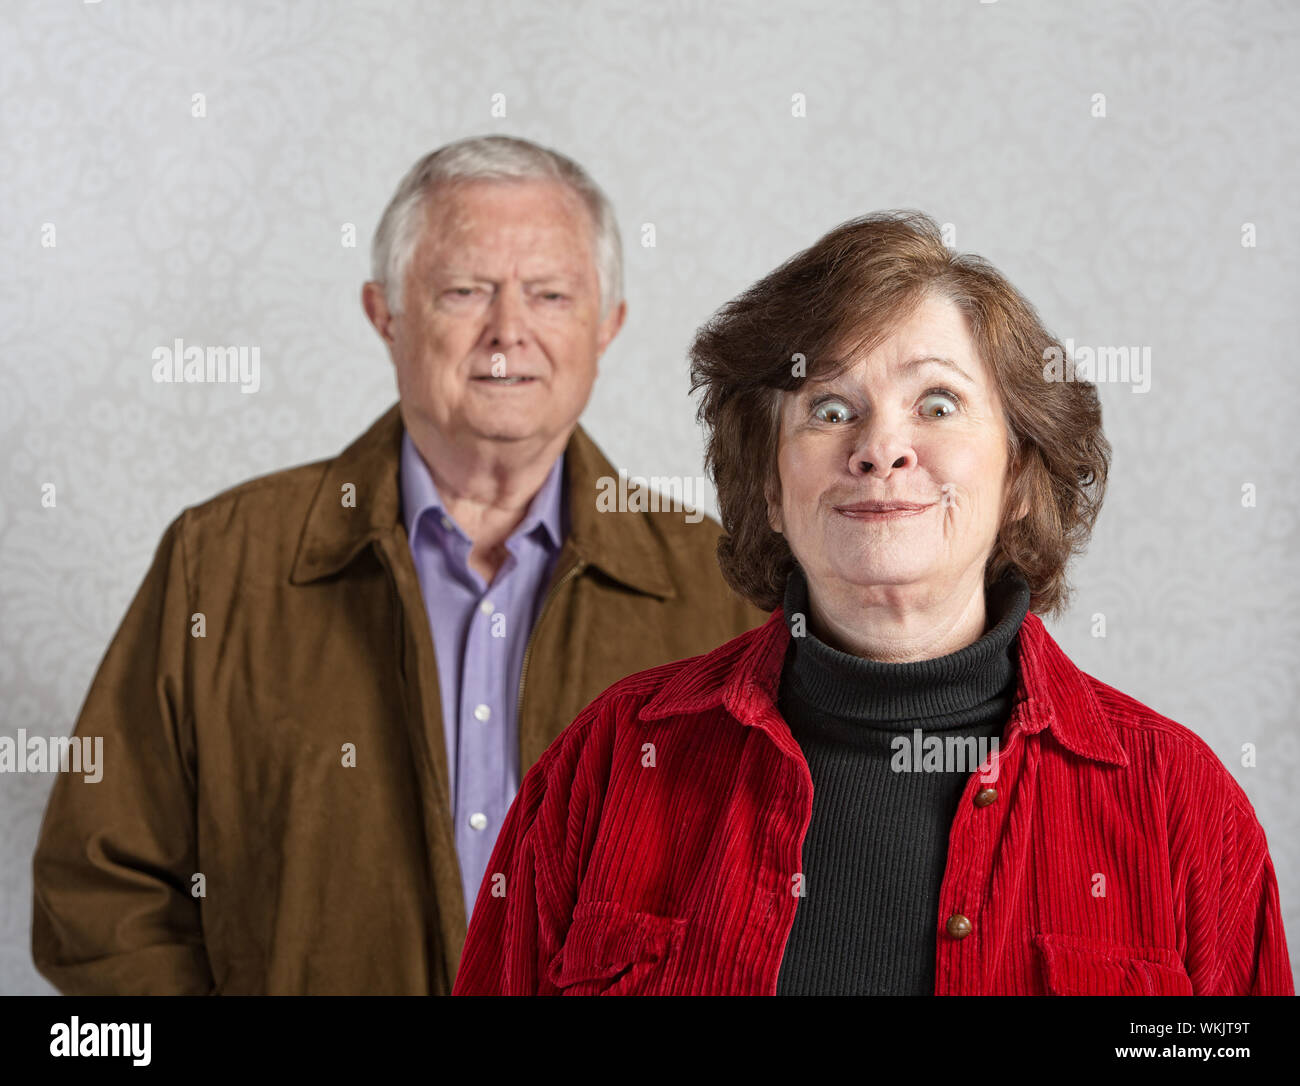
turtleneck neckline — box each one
[780,563,1032,728]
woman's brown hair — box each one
[689,210,1111,618]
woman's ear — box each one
[1004,453,1030,522]
[766,403,786,534]
[765,481,783,534]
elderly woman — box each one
[452,211,1292,996]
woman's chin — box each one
[826,559,934,591]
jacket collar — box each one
[290,403,676,598]
[638,600,1129,768]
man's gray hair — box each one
[370,135,623,319]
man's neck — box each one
[405,415,569,582]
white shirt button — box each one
[479,599,494,614]
[440,514,453,531]
[469,812,488,831]
[473,704,491,722]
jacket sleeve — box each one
[31,513,215,995]
[1207,801,1293,995]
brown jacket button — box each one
[974,787,998,807]
[946,914,973,939]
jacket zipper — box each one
[516,557,587,721]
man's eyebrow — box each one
[429,270,580,284]
[523,273,579,285]
[431,269,492,282]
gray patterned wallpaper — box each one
[2,0,1296,993]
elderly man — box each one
[31,135,764,995]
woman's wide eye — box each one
[812,399,855,423]
[920,391,959,418]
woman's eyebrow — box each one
[898,355,975,384]
[800,355,974,392]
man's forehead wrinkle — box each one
[407,184,599,294]
[422,240,587,280]
[428,213,586,257]
[415,235,595,294]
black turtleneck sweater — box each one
[774,564,1032,996]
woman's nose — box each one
[849,418,916,477]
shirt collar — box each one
[639,589,1129,768]
[399,428,565,552]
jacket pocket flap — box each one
[548,901,684,988]
[1034,933,1193,995]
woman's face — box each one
[770,292,1017,602]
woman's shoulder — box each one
[1023,615,1257,816]
[1081,670,1262,822]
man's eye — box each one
[812,399,855,423]
[920,390,960,418]
[540,292,567,301]
[444,287,478,298]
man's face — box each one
[376,179,624,450]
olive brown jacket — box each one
[31,404,764,994]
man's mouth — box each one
[472,375,537,385]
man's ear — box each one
[362,281,398,348]
[596,298,628,358]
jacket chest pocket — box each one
[548,901,685,996]
[1034,933,1194,995]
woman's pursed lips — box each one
[833,500,934,519]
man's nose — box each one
[487,287,526,348]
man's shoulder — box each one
[638,501,726,551]
[568,424,765,628]
[536,619,772,769]
[175,456,330,546]
[166,405,402,576]
[575,426,727,553]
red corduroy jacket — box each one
[453,606,1293,996]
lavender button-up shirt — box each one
[399,430,566,922]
